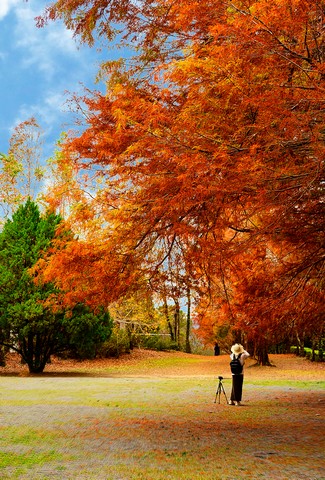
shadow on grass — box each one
[0,371,115,377]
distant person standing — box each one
[229,344,250,406]
[214,342,220,356]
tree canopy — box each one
[37,0,324,362]
[0,117,44,223]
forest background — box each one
[0,0,324,372]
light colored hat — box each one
[231,343,244,355]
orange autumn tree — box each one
[38,1,324,359]
[194,242,324,365]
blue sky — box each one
[0,0,116,160]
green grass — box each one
[0,451,61,468]
[247,379,325,388]
[2,426,57,445]
[0,425,72,477]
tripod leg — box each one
[214,384,219,403]
[221,383,228,403]
[217,382,221,405]
[214,384,220,403]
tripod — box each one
[214,376,228,404]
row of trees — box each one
[0,0,323,369]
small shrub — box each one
[98,329,131,358]
[141,335,179,351]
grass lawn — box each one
[0,351,324,479]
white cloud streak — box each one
[6,1,99,136]
[13,2,81,80]
[0,0,19,20]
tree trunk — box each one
[173,299,180,348]
[311,338,316,362]
[21,333,51,373]
[256,342,271,366]
[163,296,174,341]
[318,337,323,361]
[185,287,191,354]
[126,323,134,350]
[0,328,8,366]
[296,333,304,356]
[0,345,5,367]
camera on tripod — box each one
[214,375,228,404]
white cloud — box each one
[0,0,104,159]
[0,0,19,20]
[13,3,81,79]
[9,85,84,151]
[13,93,65,127]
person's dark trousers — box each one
[230,374,244,402]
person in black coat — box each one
[229,343,250,406]
[214,342,220,356]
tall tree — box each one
[0,117,44,223]
[39,1,324,358]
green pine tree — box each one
[0,199,112,373]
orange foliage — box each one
[39,1,324,351]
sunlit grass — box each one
[0,451,61,468]
[247,379,325,388]
[2,426,57,445]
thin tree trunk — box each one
[0,328,6,366]
[164,297,175,342]
[0,345,5,367]
[174,299,180,348]
[311,338,316,362]
[163,296,174,342]
[296,333,304,356]
[185,287,191,353]
[318,337,323,361]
